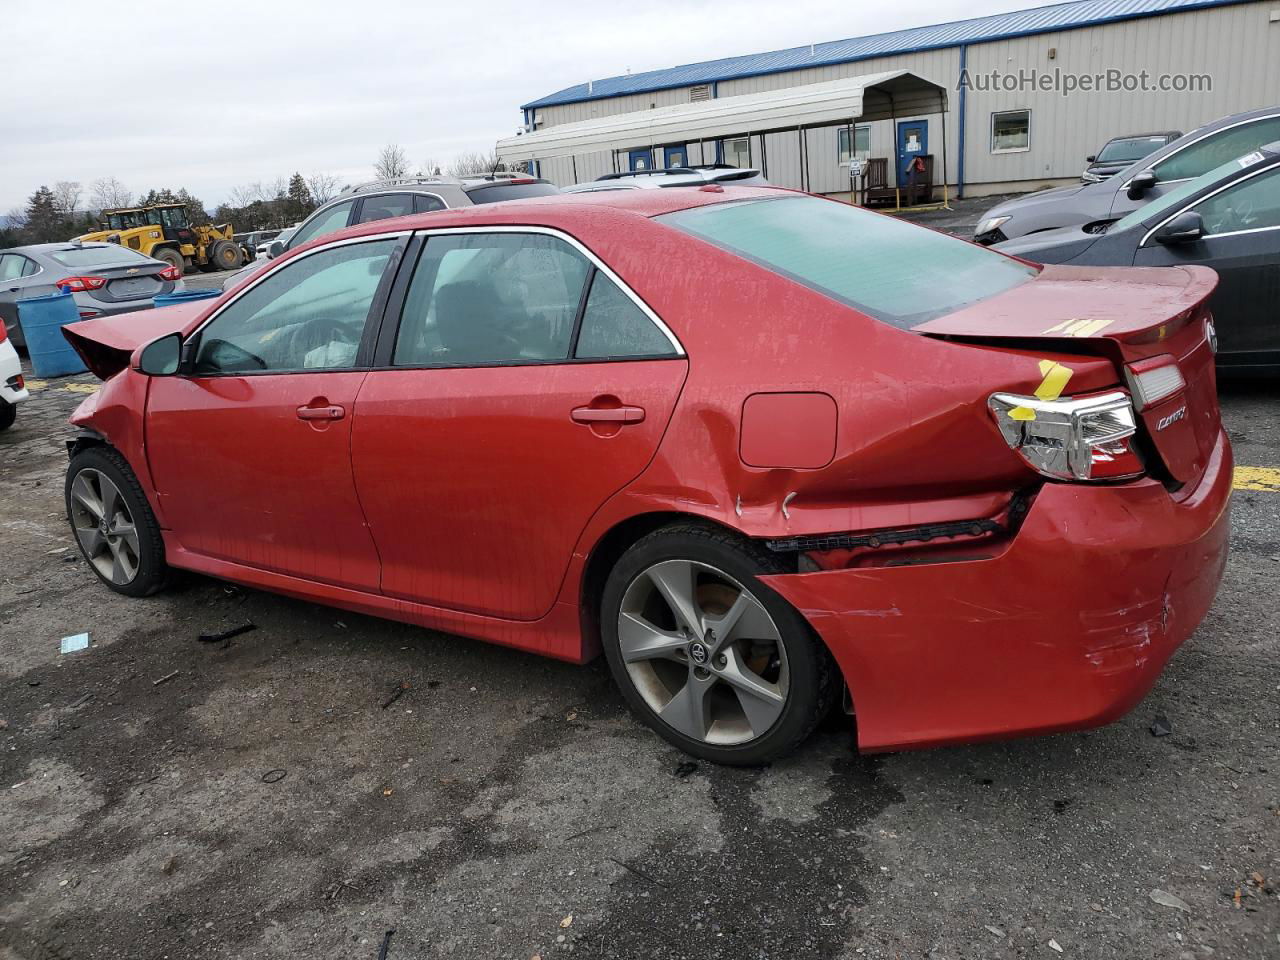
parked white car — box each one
[0,321,31,431]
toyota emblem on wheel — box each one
[689,642,709,665]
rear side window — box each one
[660,196,1036,328]
[575,273,675,359]
[356,193,413,224]
[414,194,446,214]
[1154,116,1280,181]
[464,182,560,204]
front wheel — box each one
[0,399,15,431]
[65,446,168,597]
[600,523,838,765]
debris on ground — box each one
[560,915,573,928]
[1149,889,1191,912]
[984,925,1005,938]
[381,681,411,710]
[152,670,179,686]
[1048,938,1063,952]
[261,769,288,784]
[1053,798,1074,814]
[197,622,257,645]
[377,928,395,960]
[161,857,178,875]
[674,761,698,778]
[1150,715,1172,737]
[59,633,89,654]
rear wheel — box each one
[210,239,242,271]
[65,446,167,597]
[153,247,184,273]
[600,523,838,765]
[0,399,15,431]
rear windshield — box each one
[464,182,559,204]
[659,195,1036,328]
[1096,136,1170,163]
[49,246,152,268]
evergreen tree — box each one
[285,173,314,223]
[24,186,65,242]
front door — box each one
[629,149,654,172]
[664,145,688,169]
[145,235,403,591]
[352,229,688,621]
[896,120,928,185]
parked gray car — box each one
[1081,131,1180,183]
[975,105,1280,244]
[0,242,184,347]
[563,165,769,193]
[222,174,559,291]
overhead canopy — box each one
[496,70,947,162]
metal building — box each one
[496,0,1280,198]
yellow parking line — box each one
[1234,466,1280,492]
[61,383,99,394]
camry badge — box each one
[1156,407,1187,431]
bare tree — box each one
[89,176,130,211]
[306,171,342,205]
[418,157,443,177]
[446,151,507,178]
[52,181,83,217]
[5,207,29,231]
[374,144,409,180]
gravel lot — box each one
[1,206,1277,960]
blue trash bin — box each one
[18,291,87,378]
[152,289,221,308]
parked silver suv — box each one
[222,174,559,290]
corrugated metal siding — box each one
[534,87,696,128]
[523,0,1254,108]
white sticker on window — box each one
[1238,151,1265,168]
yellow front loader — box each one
[74,204,242,273]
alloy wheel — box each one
[618,559,789,746]
[69,468,141,585]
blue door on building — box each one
[895,120,928,183]
[663,145,688,168]
[628,149,655,171]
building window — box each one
[838,125,871,164]
[991,110,1031,153]
[721,137,750,168]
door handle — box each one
[296,403,345,421]
[571,405,645,425]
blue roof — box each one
[522,0,1247,109]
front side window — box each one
[661,195,1036,329]
[1154,116,1280,182]
[393,233,590,366]
[289,200,356,250]
[1115,154,1265,234]
[575,272,676,359]
[991,110,1030,153]
[194,238,396,374]
[356,193,413,224]
[1194,166,1280,236]
[838,126,871,165]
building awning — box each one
[496,70,947,162]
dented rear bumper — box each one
[762,428,1232,753]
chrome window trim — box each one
[1122,112,1280,188]
[1139,162,1280,247]
[190,230,411,340]
[408,224,686,356]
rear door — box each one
[1133,163,1280,364]
[351,228,688,620]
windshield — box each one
[1111,153,1259,233]
[51,246,153,268]
[660,195,1037,328]
[1096,136,1169,164]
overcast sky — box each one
[3,0,1034,213]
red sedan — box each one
[62,187,1231,764]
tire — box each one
[600,522,838,765]
[0,398,15,431]
[153,247,184,273]
[210,239,242,271]
[65,446,167,597]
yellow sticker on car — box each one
[1034,359,1073,401]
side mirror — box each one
[136,333,182,376]
[1085,155,1096,163]
[1127,170,1157,200]
[268,240,285,259]
[1153,211,1204,246]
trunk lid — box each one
[915,263,1220,492]
[62,302,209,380]
[80,263,171,303]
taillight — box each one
[57,276,107,292]
[988,391,1143,482]
[157,265,181,282]
[1124,355,1186,411]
